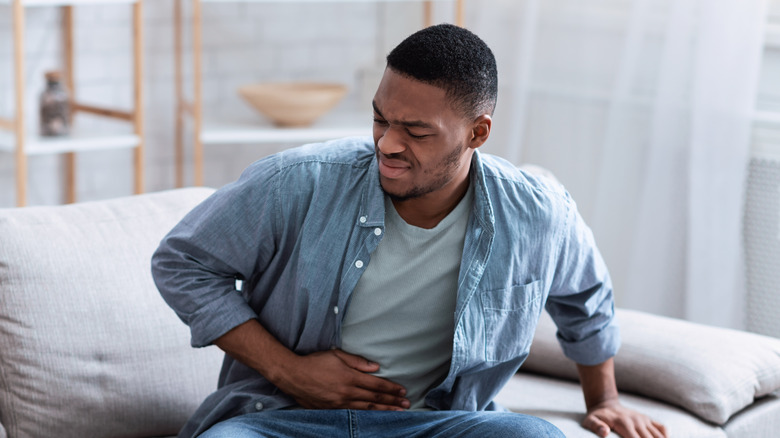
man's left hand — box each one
[582,399,667,438]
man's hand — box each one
[214,319,409,411]
[277,349,410,411]
[577,359,667,438]
[582,399,667,438]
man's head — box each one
[372,24,497,210]
[386,23,498,119]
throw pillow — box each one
[522,308,780,425]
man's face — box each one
[372,68,475,202]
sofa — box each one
[1,187,779,438]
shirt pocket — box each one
[480,280,543,363]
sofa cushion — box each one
[0,188,224,438]
[722,392,780,438]
[495,372,727,437]
[522,309,780,425]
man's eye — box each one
[408,132,429,139]
[373,118,388,125]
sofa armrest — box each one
[522,308,780,425]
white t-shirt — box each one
[340,186,473,409]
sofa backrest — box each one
[0,188,224,438]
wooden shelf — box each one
[0,129,139,156]
[200,122,371,145]
[0,0,137,6]
[198,0,450,3]
[4,0,144,206]
[200,105,370,144]
[176,0,464,187]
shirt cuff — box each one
[556,318,621,366]
[187,290,258,348]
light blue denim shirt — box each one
[152,136,619,438]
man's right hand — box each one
[277,349,410,411]
[213,319,409,411]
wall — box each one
[0,1,451,207]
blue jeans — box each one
[198,409,565,438]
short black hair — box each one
[386,23,498,118]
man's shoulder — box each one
[274,136,375,170]
[235,136,375,187]
[477,152,569,203]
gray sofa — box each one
[1,187,779,438]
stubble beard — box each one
[378,142,466,202]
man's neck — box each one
[391,176,471,229]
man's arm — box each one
[577,358,667,438]
[214,319,410,411]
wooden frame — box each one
[12,0,26,206]
[175,0,466,188]
[6,0,145,207]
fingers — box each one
[604,416,666,438]
[347,386,411,410]
[297,373,410,410]
[333,349,406,397]
[333,349,381,373]
[353,371,406,396]
[620,417,666,438]
[286,349,409,411]
[583,404,668,438]
[649,421,667,438]
[582,414,611,437]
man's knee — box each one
[474,412,565,438]
[198,421,260,438]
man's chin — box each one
[380,181,423,203]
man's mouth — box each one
[378,156,411,179]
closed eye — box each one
[407,131,429,139]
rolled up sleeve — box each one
[151,158,279,348]
[545,194,620,366]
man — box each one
[153,24,667,438]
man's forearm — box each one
[576,357,619,410]
[214,319,296,384]
[213,319,410,410]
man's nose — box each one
[377,128,406,155]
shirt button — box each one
[255,402,264,411]
[374,228,382,236]
[359,216,367,224]
[355,260,364,269]
[333,306,339,315]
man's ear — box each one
[469,114,492,149]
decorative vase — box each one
[40,71,71,137]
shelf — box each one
[199,0,449,3]
[6,0,144,206]
[0,130,139,155]
[177,0,464,186]
[0,0,138,6]
[201,110,370,144]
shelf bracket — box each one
[72,102,135,122]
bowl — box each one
[237,82,348,127]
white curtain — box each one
[469,0,768,328]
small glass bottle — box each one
[40,71,71,137]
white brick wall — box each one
[0,1,434,207]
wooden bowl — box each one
[237,82,348,127]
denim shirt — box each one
[152,137,619,438]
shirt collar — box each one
[358,155,386,228]
[357,149,496,231]
[470,150,496,233]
